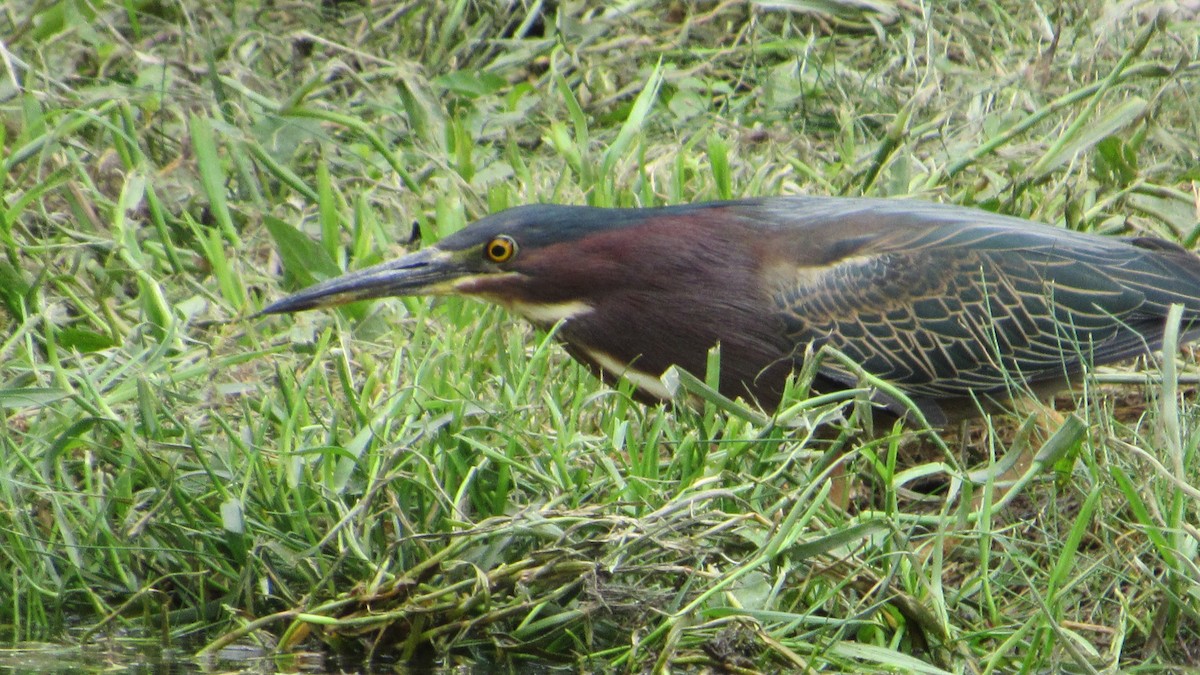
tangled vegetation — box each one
[3,0,1200,671]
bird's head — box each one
[261,203,760,326]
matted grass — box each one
[3,0,1200,671]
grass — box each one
[2,0,1200,671]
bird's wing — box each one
[767,209,1200,411]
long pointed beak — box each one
[261,247,464,314]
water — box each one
[0,641,334,674]
[0,640,571,674]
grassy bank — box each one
[3,0,1200,671]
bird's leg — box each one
[976,396,1064,501]
[819,426,858,511]
[918,396,1064,562]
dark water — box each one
[0,640,572,674]
[0,642,342,674]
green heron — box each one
[263,197,1200,425]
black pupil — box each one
[492,242,507,258]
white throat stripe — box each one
[583,348,672,400]
[508,299,594,324]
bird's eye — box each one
[485,236,517,263]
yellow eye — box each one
[485,236,517,263]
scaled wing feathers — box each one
[769,207,1200,407]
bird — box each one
[262,196,1200,426]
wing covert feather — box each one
[769,217,1200,402]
